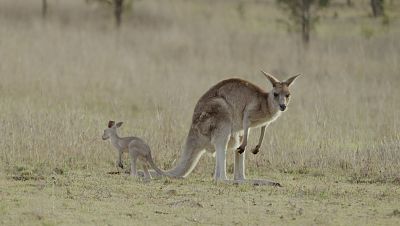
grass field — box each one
[0,0,400,225]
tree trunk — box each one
[114,0,123,27]
[370,0,384,17]
[347,0,353,7]
[42,0,47,18]
[301,0,311,44]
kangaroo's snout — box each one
[279,104,286,111]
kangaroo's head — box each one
[262,71,300,112]
[102,120,123,140]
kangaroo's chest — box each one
[251,112,281,127]
[112,140,128,151]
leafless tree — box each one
[370,0,384,17]
[114,0,124,27]
[347,0,353,7]
[42,0,48,18]
[277,0,319,45]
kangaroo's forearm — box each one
[257,125,266,147]
[251,125,266,155]
[238,111,250,154]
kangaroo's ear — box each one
[284,74,301,87]
[108,120,115,128]
[261,71,280,87]
[116,122,123,128]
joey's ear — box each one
[108,120,115,128]
[261,70,280,87]
[284,74,301,87]
[116,122,123,128]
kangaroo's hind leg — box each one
[117,149,124,169]
[234,140,246,181]
[128,145,139,177]
[142,163,152,180]
[130,155,138,177]
[235,149,281,186]
[227,134,246,181]
[229,134,280,186]
[207,99,233,182]
[212,129,231,181]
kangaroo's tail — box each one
[165,128,205,178]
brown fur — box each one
[165,71,299,186]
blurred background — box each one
[0,0,399,182]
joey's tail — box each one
[147,153,168,177]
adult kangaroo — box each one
[165,71,300,186]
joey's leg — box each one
[130,156,137,177]
[251,125,266,154]
[142,164,151,180]
[117,150,124,169]
[237,111,250,154]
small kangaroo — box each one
[102,120,165,179]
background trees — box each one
[42,0,133,27]
[39,0,393,42]
[42,0,47,18]
[370,0,384,17]
[276,0,329,45]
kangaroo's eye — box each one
[273,93,279,97]
[286,94,290,98]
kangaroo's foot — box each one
[117,161,124,169]
[214,179,280,187]
[214,179,235,184]
[251,145,260,154]
[234,179,281,187]
[237,145,246,154]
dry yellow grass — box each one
[1,0,398,180]
[0,0,399,225]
